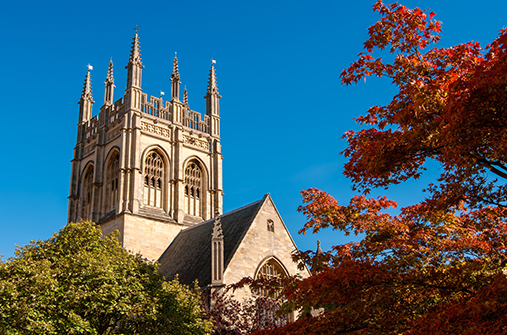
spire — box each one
[128,31,142,66]
[312,240,329,274]
[78,68,94,124]
[171,54,181,101]
[183,87,189,106]
[125,30,144,90]
[316,240,324,256]
[106,59,114,82]
[205,60,221,137]
[103,59,115,106]
[206,62,219,95]
[82,69,93,100]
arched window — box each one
[143,151,164,208]
[255,258,287,298]
[105,151,119,213]
[184,161,202,216]
[81,165,94,220]
[267,219,275,233]
[255,258,290,326]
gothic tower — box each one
[68,32,223,260]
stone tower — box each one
[68,32,223,260]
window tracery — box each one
[105,152,119,212]
[255,258,286,298]
[143,151,163,207]
[81,166,94,220]
[184,161,202,216]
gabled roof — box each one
[158,195,267,287]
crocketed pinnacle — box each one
[206,64,219,95]
[171,55,180,81]
[211,209,223,239]
[105,59,114,83]
[128,32,143,66]
[81,70,93,100]
[183,87,188,105]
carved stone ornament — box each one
[183,134,209,150]
[141,121,170,138]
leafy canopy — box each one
[0,221,211,335]
[256,1,507,334]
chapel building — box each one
[68,32,308,293]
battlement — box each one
[141,94,170,120]
[80,93,212,143]
[77,32,219,144]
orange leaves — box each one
[298,188,397,236]
[341,0,443,90]
[262,2,507,334]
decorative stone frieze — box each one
[183,134,209,150]
[141,121,170,138]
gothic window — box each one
[267,219,275,232]
[255,258,290,326]
[184,161,202,216]
[81,165,94,220]
[105,152,119,213]
[143,151,164,207]
[255,258,287,298]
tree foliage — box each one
[204,290,287,335]
[0,221,211,335]
[256,1,507,334]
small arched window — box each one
[105,151,119,213]
[143,151,164,208]
[184,161,202,216]
[81,165,94,220]
[267,219,275,233]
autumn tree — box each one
[0,221,211,335]
[203,290,288,335]
[254,1,507,334]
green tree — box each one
[0,221,211,335]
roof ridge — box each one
[181,198,265,232]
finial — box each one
[316,240,324,256]
[81,69,93,99]
[128,29,142,65]
[183,87,188,106]
[134,25,140,34]
[171,54,180,80]
[206,61,219,95]
[106,59,114,82]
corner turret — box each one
[125,30,144,111]
[171,54,181,101]
[103,60,115,106]
[205,61,221,138]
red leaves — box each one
[342,1,442,87]
[265,3,507,333]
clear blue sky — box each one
[1,0,505,259]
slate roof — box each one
[158,195,267,287]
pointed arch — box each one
[104,148,120,213]
[81,163,94,221]
[143,150,165,208]
[254,256,289,298]
[183,158,207,217]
